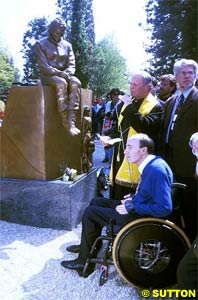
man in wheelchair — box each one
[61,133,174,278]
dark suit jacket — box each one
[163,87,198,178]
[109,99,163,145]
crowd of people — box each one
[61,58,198,290]
[91,60,197,242]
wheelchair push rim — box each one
[112,217,190,289]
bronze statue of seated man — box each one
[35,18,81,136]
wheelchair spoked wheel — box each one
[99,265,109,286]
[112,218,190,289]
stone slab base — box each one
[0,168,97,230]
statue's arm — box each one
[64,43,76,75]
[34,42,60,76]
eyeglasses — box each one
[179,71,195,76]
[113,93,119,96]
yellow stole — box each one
[114,94,159,187]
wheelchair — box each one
[82,183,191,288]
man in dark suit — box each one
[102,72,164,200]
[162,58,198,242]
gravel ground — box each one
[0,221,141,300]
[0,140,142,300]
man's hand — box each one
[121,193,133,204]
[100,135,111,147]
[115,204,128,215]
[58,71,71,81]
[119,94,132,106]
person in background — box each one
[157,74,177,103]
[61,133,173,277]
[162,58,198,242]
[99,91,129,170]
[101,91,127,138]
[195,74,198,89]
[96,98,106,136]
[189,132,198,177]
[92,98,103,138]
[35,18,81,136]
[150,76,158,96]
[97,89,121,137]
[101,111,113,163]
[98,88,121,163]
[101,71,163,200]
[177,132,198,290]
[0,97,6,126]
[104,88,121,117]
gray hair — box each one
[130,71,152,90]
[173,59,198,76]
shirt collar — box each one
[138,154,156,174]
[178,87,194,99]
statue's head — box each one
[83,105,91,117]
[48,18,66,43]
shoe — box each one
[61,258,85,270]
[66,244,80,253]
[102,158,108,163]
[66,110,81,136]
[61,258,95,277]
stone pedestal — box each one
[0,86,92,180]
[0,85,95,230]
[0,168,97,230]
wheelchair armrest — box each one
[171,182,186,190]
[171,182,186,209]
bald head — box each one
[130,71,152,99]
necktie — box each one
[171,94,185,129]
[166,94,185,144]
[175,94,185,113]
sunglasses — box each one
[113,93,119,96]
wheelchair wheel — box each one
[112,218,190,289]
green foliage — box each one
[83,0,95,45]
[145,0,198,76]
[57,0,95,44]
[57,0,132,94]
[56,0,73,41]
[69,0,95,88]
[90,36,129,97]
[21,0,128,95]
[22,17,48,82]
[0,43,19,94]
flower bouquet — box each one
[59,161,77,181]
